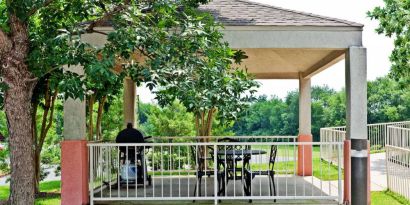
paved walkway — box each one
[0,165,60,185]
[370,153,387,191]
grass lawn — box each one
[371,190,410,205]
[0,180,61,205]
[248,146,341,181]
[145,146,341,181]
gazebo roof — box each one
[85,0,364,80]
[199,0,363,27]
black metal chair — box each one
[191,145,225,199]
[253,145,277,201]
[217,137,255,198]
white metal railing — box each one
[320,121,410,164]
[320,128,346,166]
[386,126,410,200]
[88,136,343,204]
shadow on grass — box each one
[0,180,61,205]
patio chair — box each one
[217,137,255,198]
[253,145,277,201]
[191,145,225,200]
[217,137,244,181]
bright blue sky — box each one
[138,0,393,103]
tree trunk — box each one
[34,151,41,195]
[31,101,39,195]
[205,108,214,137]
[1,14,37,205]
[34,86,57,195]
[96,95,106,141]
[4,85,37,205]
[88,95,95,141]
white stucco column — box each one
[345,46,368,205]
[63,65,86,140]
[62,65,88,205]
[297,73,312,176]
[299,74,311,135]
[123,77,136,127]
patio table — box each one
[216,149,267,156]
[216,149,267,198]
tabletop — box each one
[216,149,267,156]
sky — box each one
[138,0,394,103]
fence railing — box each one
[88,136,343,205]
[320,128,346,166]
[320,121,410,164]
[386,126,410,200]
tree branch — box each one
[0,28,12,59]
[39,88,58,152]
[87,29,108,36]
[85,1,131,33]
[28,0,55,16]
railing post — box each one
[213,144,218,205]
[89,146,94,205]
[338,143,342,204]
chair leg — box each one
[268,174,272,196]
[198,176,202,197]
[193,181,197,196]
[270,173,276,202]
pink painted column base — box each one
[61,140,89,205]
[344,140,351,204]
[297,134,313,176]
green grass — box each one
[148,146,340,180]
[247,158,340,181]
[247,146,340,181]
[370,149,385,154]
[0,180,61,204]
[371,190,410,205]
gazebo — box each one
[61,0,368,204]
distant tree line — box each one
[233,76,410,141]
[137,76,410,142]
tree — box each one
[101,92,124,141]
[31,73,60,194]
[232,96,288,136]
[85,71,125,141]
[367,76,410,123]
[368,1,410,84]
[154,12,259,138]
[141,100,195,137]
[0,0,214,203]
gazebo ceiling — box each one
[239,48,345,79]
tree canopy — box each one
[368,1,410,84]
[0,0,234,203]
[153,12,259,137]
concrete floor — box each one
[91,152,390,204]
[370,153,387,191]
[95,200,338,205]
[92,175,340,205]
